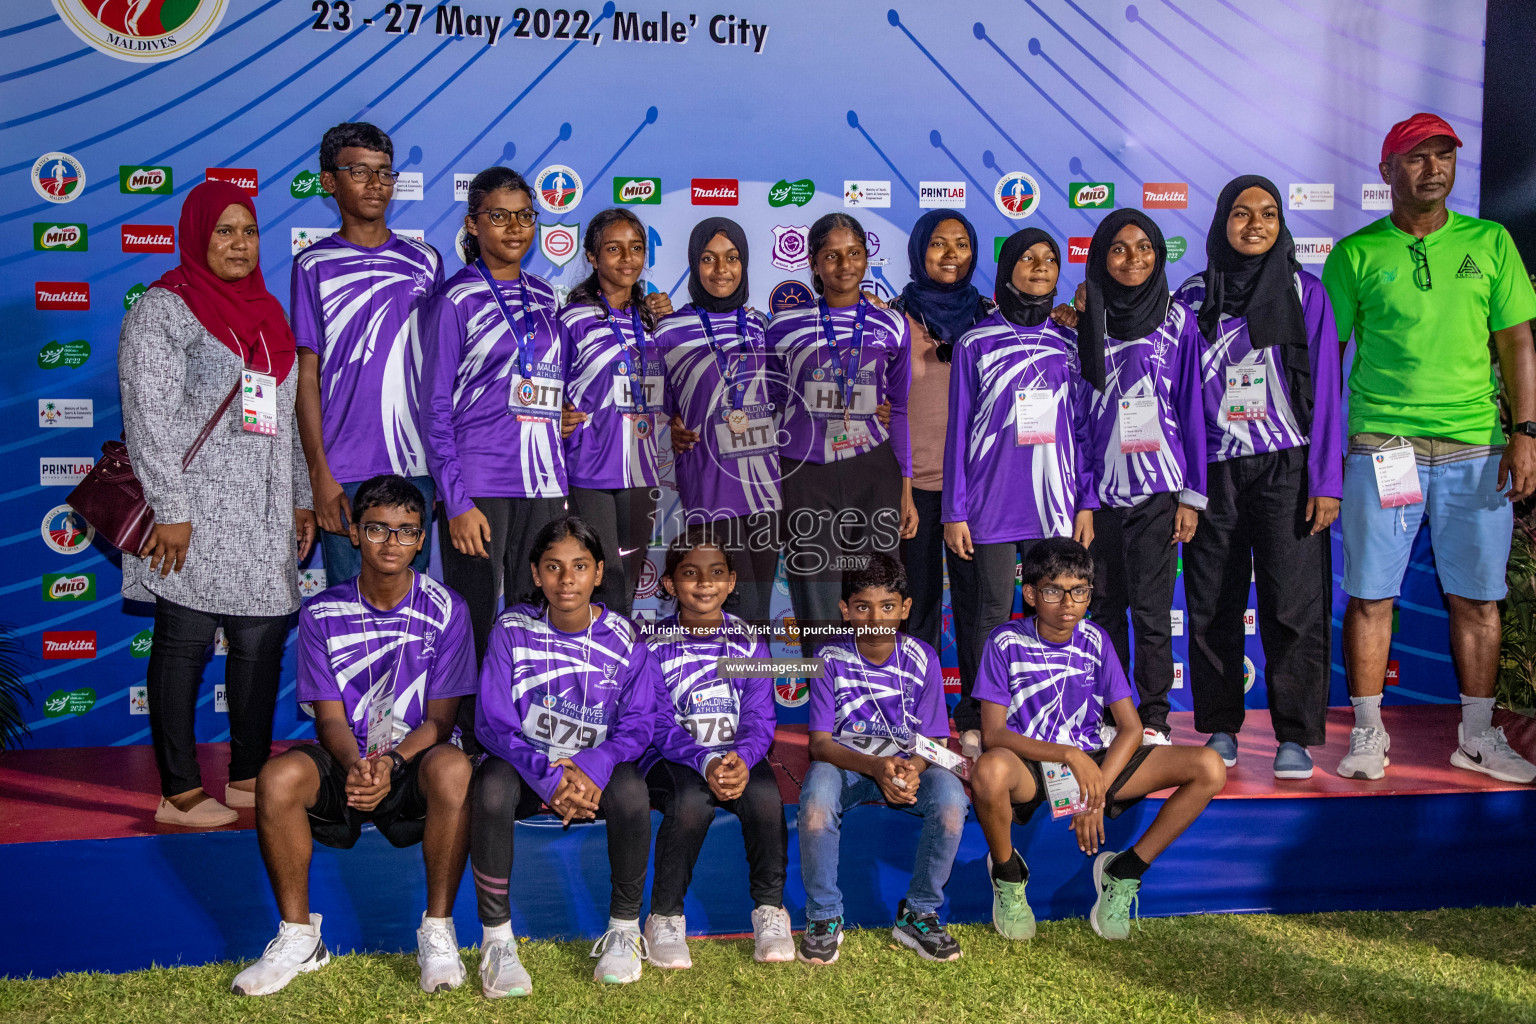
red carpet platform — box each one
[1,706,1533,977]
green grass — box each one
[2,909,1533,1023]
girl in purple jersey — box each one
[468,516,660,993]
[559,208,675,616]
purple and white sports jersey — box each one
[418,266,566,519]
[1086,300,1208,509]
[475,602,658,802]
[807,636,949,758]
[943,312,1098,544]
[656,305,781,518]
[296,573,477,758]
[971,616,1132,753]
[290,233,442,482]
[560,302,662,490]
[639,613,777,775]
[1173,272,1344,499]
[766,302,912,474]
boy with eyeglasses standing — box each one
[233,475,477,997]
[293,122,443,583]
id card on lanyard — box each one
[1040,760,1089,818]
[819,298,869,439]
[1372,440,1423,508]
[1117,395,1163,453]
[1014,387,1057,445]
[603,296,653,416]
[475,261,559,420]
[1223,363,1268,422]
[240,369,279,436]
[698,307,755,432]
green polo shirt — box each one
[1322,210,1536,444]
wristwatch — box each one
[1515,421,1536,438]
[386,750,407,781]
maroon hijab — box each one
[150,180,296,383]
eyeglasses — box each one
[474,208,538,228]
[1408,239,1432,291]
[334,164,401,185]
[1035,584,1093,604]
[361,523,424,545]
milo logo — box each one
[130,628,153,658]
[34,224,87,250]
[38,340,91,370]
[43,573,96,601]
[1069,182,1114,209]
[290,170,323,198]
[613,176,661,205]
[119,166,172,194]
[44,687,96,718]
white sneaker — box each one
[1451,724,1536,784]
[1337,726,1390,780]
[1141,727,1172,746]
[416,914,466,993]
[750,905,794,963]
[231,914,329,996]
[479,937,531,999]
[643,913,691,969]
[591,926,647,984]
[960,730,982,760]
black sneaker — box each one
[796,916,844,965]
[892,899,961,961]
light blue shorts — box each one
[1341,445,1512,601]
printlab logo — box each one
[205,166,258,194]
[613,177,661,204]
[51,0,229,63]
[42,573,96,601]
[1067,236,1092,263]
[535,164,583,214]
[35,282,90,310]
[918,181,965,209]
[1293,237,1334,264]
[538,222,580,267]
[770,225,810,272]
[32,152,85,203]
[121,224,175,253]
[1069,182,1114,209]
[993,172,1041,219]
[1288,183,1334,210]
[453,173,475,202]
[770,280,814,314]
[843,180,891,208]
[290,170,323,198]
[120,165,172,194]
[38,399,93,428]
[691,178,739,205]
[1361,183,1392,210]
[43,631,96,660]
[41,457,95,486]
[768,178,815,208]
[38,340,91,369]
[45,687,96,717]
[1142,182,1189,209]
[41,503,94,555]
[33,223,87,251]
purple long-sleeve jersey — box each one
[638,612,777,776]
[657,305,781,518]
[475,602,658,802]
[766,302,913,474]
[943,312,1099,544]
[807,636,949,759]
[1172,271,1343,500]
[560,302,662,490]
[1086,299,1209,509]
[290,233,443,483]
[418,266,566,519]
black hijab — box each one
[1080,209,1170,391]
[995,228,1059,327]
[1200,174,1312,432]
[898,210,985,342]
[687,217,749,313]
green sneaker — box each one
[1090,851,1140,941]
[987,852,1036,941]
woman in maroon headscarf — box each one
[120,180,316,827]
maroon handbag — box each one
[66,383,241,554]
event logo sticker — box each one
[1293,237,1334,264]
[120,166,172,194]
[1142,182,1189,209]
[36,283,90,310]
[538,222,580,267]
[919,181,965,208]
[1069,182,1114,209]
[205,166,257,194]
[38,340,90,369]
[51,0,228,63]
[42,504,94,555]
[38,399,93,428]
[994,172,1041,219]
[1362,183,1392,210]
[43,631,96,660]
[691,178,739,205]
[770,225,810,272]
[774,677,808,708]
[613,177,661,204]
[1166,236,1188,262]
[290,170,323,198]
[33,224,87,251]
[124,284,149,310]
[40,457,94,486]
[535,165,583,214]
[121,225,175,253]
[844,180,891,208]
[130,628,154,658]
[1288,183,1335,210]
[770,280,814,314]
[768,178,815,208]
[32,152,85,203]
[44,688,96,716]
[1067,236,1092,263]
[43,573,96,601]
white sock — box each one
[1461,695,1495,737]
[608,916,640,933]
[482,922,512,946]
[284,918,318,936]
[1350,694,1384,731]
[422,915,452,929]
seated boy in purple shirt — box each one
[233,476,476,998]
[971,537,1226,943]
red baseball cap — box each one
[1380,113,1463,164]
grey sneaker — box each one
[416,914,466,993]
[1452,724,1536,784]
[478,937,531,999]
[750,905,794,963]
[1336,726,1390,780]
[643,913,691,969]
[591,927,646,984]
[231,915,329,996]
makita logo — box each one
[1067,237,1092,263]
[39,225,82,248]
[127,168,166,191]
[36,283,90,309]
[206,167,258,195]
[42,631,96,659]
[1142,183,1189,208]
[690,178,739,205]
[121,225,175,253]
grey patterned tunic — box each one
[118,288,313,616]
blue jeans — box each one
[318,475,436,584]
[797,760,969,921]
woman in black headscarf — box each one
[1172,175,1342,779]
[656,217,781,622]
[890,211,994,664]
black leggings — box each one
[470,756,652,924]
[646,758,788,917]
[569,485,657,617]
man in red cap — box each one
[1323,114,1536,784]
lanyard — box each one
[851,639,916,749]
[475,260,539,379]
[601,295,650,413]
[697,307,753,412]
[818,297,869,412]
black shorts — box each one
[1010,745,1155,824]
[292,742,446,850]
